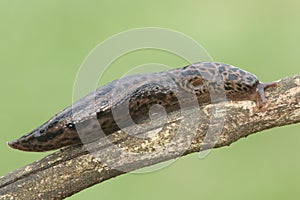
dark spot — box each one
[199,71,211,80]
[37,145,44,149]
[236,83,242,88]
[221,63,230,67]
[225,86,233,91]
[219,66,226,73]
[48,129,64,139]
[171,95,178,101]
[246,77,254,83]
[67,123,76,130]
[156,92,167,99]
[228,74,238,80]
[237,87,243,92]
[246,84,253,89]
[48,124,53,128]
[39,129,45,133]
[239,70,246,76]
[182,70,197,77]
[242,86,250,91]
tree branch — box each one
[1,75,300,200]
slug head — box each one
[172,62,260,98]
[172,62,277,107]
[217,64,259,94]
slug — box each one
[7,62,278,152]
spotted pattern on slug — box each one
[7,62,278,152]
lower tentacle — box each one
[256,81,278,107]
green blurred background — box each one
[0,0,299,199]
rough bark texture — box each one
[0,75,300,200]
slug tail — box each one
[7,140,33,152]
[7,131,52,152]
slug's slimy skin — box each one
[7,62,278,152]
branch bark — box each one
[1,75,300,200]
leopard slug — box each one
[7,62,278,152]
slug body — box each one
[8,62,277,152]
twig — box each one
[0,75,299,200]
